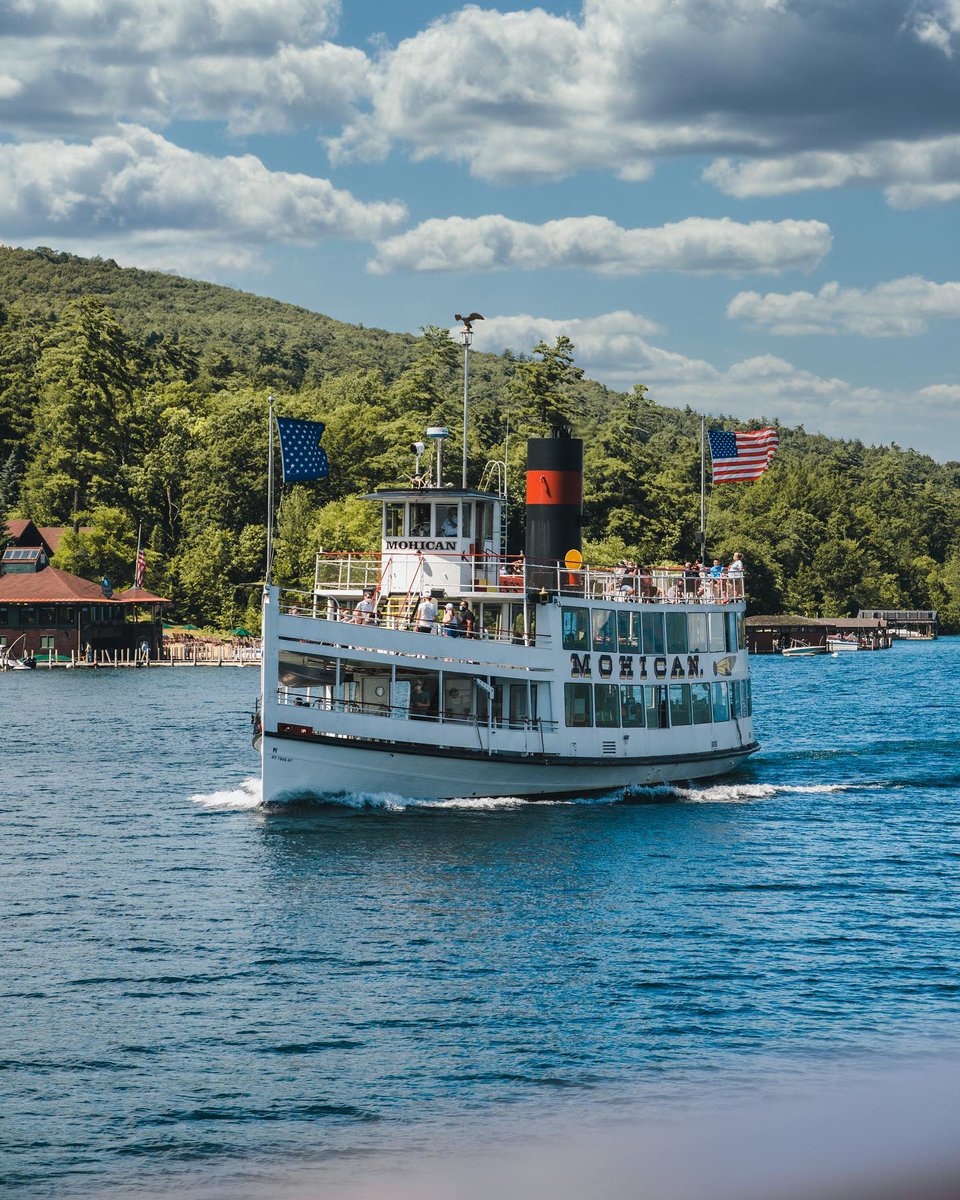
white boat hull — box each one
[261,732,757,803]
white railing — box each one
[310,553,745,606]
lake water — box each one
[4,641,960,1197]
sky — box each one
[2,0,960,459]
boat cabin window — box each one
[436,504,459,537]
[708,612,726,653]
[477,502,494,542]
[617,611,640,654]
[691,682,712,724]
[562,606,589,650]
[737,613,747,650]
[620,685,645,727]
[665,612,688,654]
[442,674,474,722]
[687,612,708,653]
[712,681,730,722]
[461,504,472,539]
[591,608,617,652]
[385,503,405,538]
[564,682,593,727]
[480,602,503,640]
[641,611,665,656]
[645,685,669,729]
[669,683,692,726]
[725,611,738,653]
[594,684,620,728]
[410,503,431,537]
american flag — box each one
[708,427,779,483]
[135,547,146,588]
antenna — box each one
[411,440,426,486]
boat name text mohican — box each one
[570,652,737,680]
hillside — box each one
[1,243,959,631]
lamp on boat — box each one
[426,426,449,488]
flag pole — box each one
[266,393,275,586]
[699,415,707,564]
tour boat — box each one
[255,433,759,803]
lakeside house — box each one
[1,519,168,661]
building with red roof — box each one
[1,526,169,661]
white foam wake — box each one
[675,781,853,804]
[189,776,263,811]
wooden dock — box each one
[746,615,893,654]
[2,645,261,670]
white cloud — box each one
[469,308,960,457]
[327,0,960,205]
[0,0,365,136]
[0,125,405,273]
[370,215,831,276]
[729,276,960,336]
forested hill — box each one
[2,243,960,632]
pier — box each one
[1,642,261,670]
[858,608,939,639]
[746,614,893,654]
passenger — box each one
[352,588,377,624]
[727,551,744,598]
[414,592,437,633]
[440,506,459,536]
[458,600,477,636]
[441,603,463,637]
[410,678,432,719]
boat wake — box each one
[189,777,263,811]
[189,778,865,813]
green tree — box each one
[509,336,584,434]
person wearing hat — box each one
[441,602,463,637]
[352,587,377,625]
[458,599,476,637]
[414,592,437,633]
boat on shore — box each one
[255,432,759,803]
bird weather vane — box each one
[455,312,484,333]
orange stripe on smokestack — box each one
[525,470,583,507]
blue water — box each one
[3,643,960,1197]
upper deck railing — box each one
[312,552,744,606]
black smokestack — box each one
[525,432,583,590]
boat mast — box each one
[266,393,275,585]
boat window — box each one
[437,504,459,537]
[509,683,530,728]
[730,679,743,718]
[478,502,494,542]
[687,612,708,652]
[669,683,692,726]
[591,608,617,652]
[745,679,752,716]
[725,611,738,653]
[641,611,665,655]
[645,685,669,729]
[441,674,475,722]
[712,681,730,722]
[691,682,712,724]
[594,683,620,728]
[461,504,472,539]
[708,612,726,653]
[396,667,439,720]
[665,612,688,654]
[620,684,645,727]
[385,503,405,538]
[564,682,593,727]
[737,612,747,650]
[510,603,534,644]
[562,606,589,650]
[617,610,640,654]
[410,503,431,537]
[480,603,503,640]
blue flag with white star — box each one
[276,417,329,482]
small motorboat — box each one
[781,641,829,657]
[826,634,862,652]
